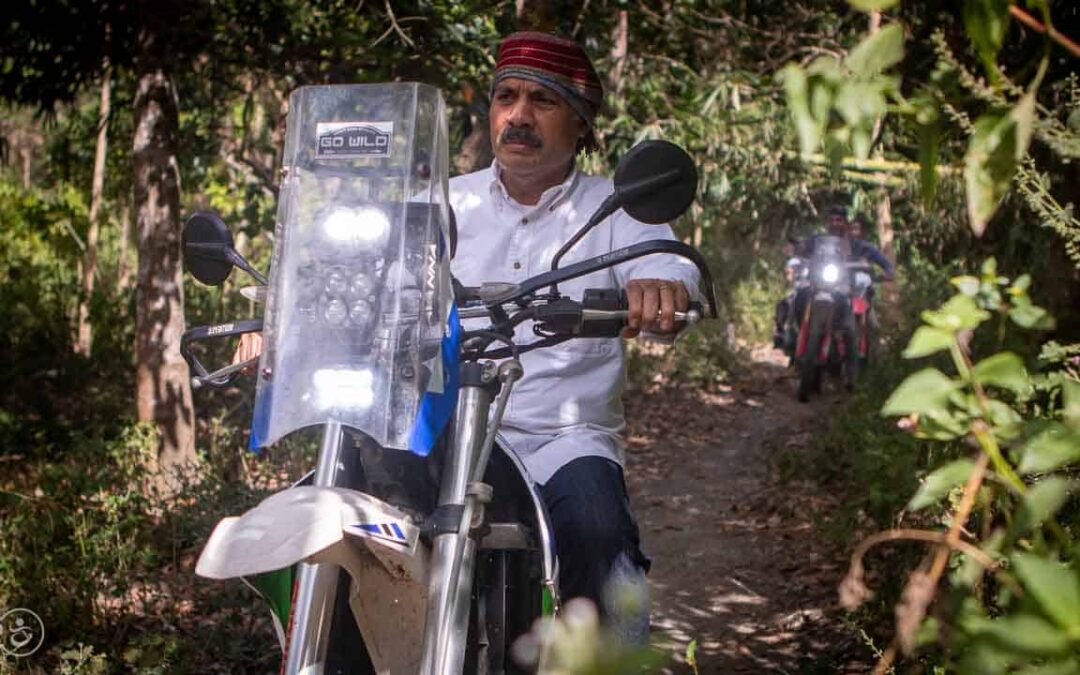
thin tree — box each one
[132,1,195,490]
[75,53,112,357]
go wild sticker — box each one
[315,121,394,159]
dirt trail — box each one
[625,345,871,673]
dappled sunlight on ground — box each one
[626,344,871,672]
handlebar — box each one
[460,288,705,360]
[180,238,717,382]
[180,318,264,389]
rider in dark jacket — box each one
[849,214,895,281]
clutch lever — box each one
[192,357,259,389]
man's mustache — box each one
[500,126,542,148]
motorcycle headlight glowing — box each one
[821,263,841,284]
[320,206,390,249]
[312,368,374,410]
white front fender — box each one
[195,486,426,581]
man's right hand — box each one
[233,332,264,374]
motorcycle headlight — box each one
[349,271,376,300]
[312,368,374,410]
[320,206,390,249]
[324,270,348,296]
[821,263,841,284]
[323,298,348,325]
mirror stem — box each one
[548,193,620,295]
[225,249,269,286]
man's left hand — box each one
[622,278,689,339]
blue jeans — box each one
[539,456,650,641]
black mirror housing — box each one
[183,211,236,286]
[614,140,697,225]
[183,211,268,286]
[549,140,698,278]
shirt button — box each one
[513,262,522,270]
[520,218,528,225]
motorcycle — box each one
[793,235,872,402]
[179,83,717,674]
[775,256,808,363]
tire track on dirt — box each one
[625,346,872,673]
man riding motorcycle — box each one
[232,31,700,639]
[789,205,894,388]
[773,249,807,356]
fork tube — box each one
[421,364,493,674]
[283,421,345,674]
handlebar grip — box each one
[180,318,264,389]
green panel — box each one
[249,566,295,636]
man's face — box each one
[489,77,587,177]
[826,214,848,236]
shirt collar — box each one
[489,160,581,214]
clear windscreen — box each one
[811,235,846,260]
[251,83,452,451]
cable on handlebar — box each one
[461,330,521,360]
[478,335,572,360]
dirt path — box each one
[625,345,871,673]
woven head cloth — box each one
[491,31,604,128]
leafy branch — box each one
[843,260,1080,671]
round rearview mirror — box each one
[613,140,697,225]
[183,211,235,286]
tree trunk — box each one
[875,190,900,323]
[75,63,112,356]
[875,191,895,264]
[608,10,628,95]
[133,31,195,492]
[867,12,899,316]
[118,198,132,288]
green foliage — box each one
[781,25,904,170]
[513,598,667,674]
[908,459,976,511]
[869,262,1080,669]
[961,0,1012,78]
[964,95,1035,236]
[847,0,899,11]
[0,417,293,671]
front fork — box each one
[282,420,347,674]
[421,359,522,675]
[279,357,521,675]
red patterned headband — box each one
[492,31,604,125]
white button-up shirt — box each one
[449,163,701,485]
